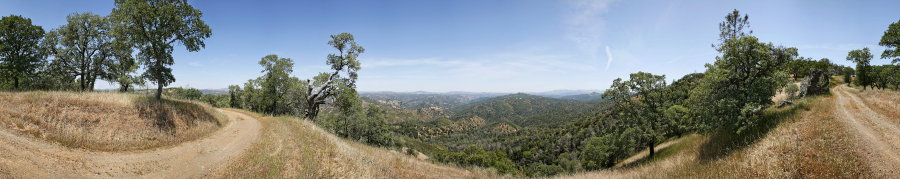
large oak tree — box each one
[846,48,873,90]
[43,13,131,91]
[111,0,211,99]
[0,15,44,90]
[880,20,900,64]
[305,33,364,119]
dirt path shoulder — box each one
[832,85,900,177]
[0,109,261,178]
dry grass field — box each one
[215,109,501,179]
[0,91,227,151]
[853,88,900,123]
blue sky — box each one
[2,0,898,92]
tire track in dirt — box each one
[832,85,900,177]
[0,109,261,178]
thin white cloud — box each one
[605,46,613,71]
[361,53,595,80]
[566,0,618,60]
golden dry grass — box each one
[559,96,871,178]
[557,134,706,179]
[0,91,227,151]
[215,109,500,179]
[852,88,900,124]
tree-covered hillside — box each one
[452,93,599,127]
[360,92,504,109]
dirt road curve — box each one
[0,110,261,178]
[833,85,900,177]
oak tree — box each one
[880,20,900,64]
[0,15,45,90]
[305,33,364,119]
[111,0,211,99]
[846,48,873,90]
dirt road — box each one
[833,85,900,177]
[0,109,261,178]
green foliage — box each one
[256,55,304,115]
[784,84,799,99]
[230,55,308,116]
[602,72,669,157]
[580,135,616,169]
[715,9,752,50]
[200,94,230,108]
[0,15,45,90]
[842,67,854,84]
[846,48,873,89]
[880,20,900,64]
[432,146,518,174]
[42,12,130,91]
[690,36,793,134]
[305,33,365,119]
[316,104,401,147]
[870,65,900,90]
[167,87,202,101]
[111,0,211,99]
[786,57,836,79]
[664,73,705,135]
[453,93,596,126]
[526,162,565,176]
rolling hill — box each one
[452,93,599,127]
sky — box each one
[2,0,898,92]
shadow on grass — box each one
[132,96,223,133]
[697,96,821,162]
[618,134,704,169]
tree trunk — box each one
[89,75,96,91]
[120,83,130,92]
[13,76,19,90]
[155,82,163,100]
[305,103,319,119]
[649,142,656,158]
[80,74,86,91]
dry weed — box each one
[0,91,227,151]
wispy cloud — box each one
[565,0,618,60]
[362,52,595,80]
[604,46,613,70]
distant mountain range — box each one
[358,89,602,108]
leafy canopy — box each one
[0,15,45,89]
[111,0,211,99]
[880,20,900,64]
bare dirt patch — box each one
[833,85,900,177]
[0,110,260,178]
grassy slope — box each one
[559,94,872,178]
[0,91,227,151]
[216,109,500,178]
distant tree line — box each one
[0,0,210,100]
